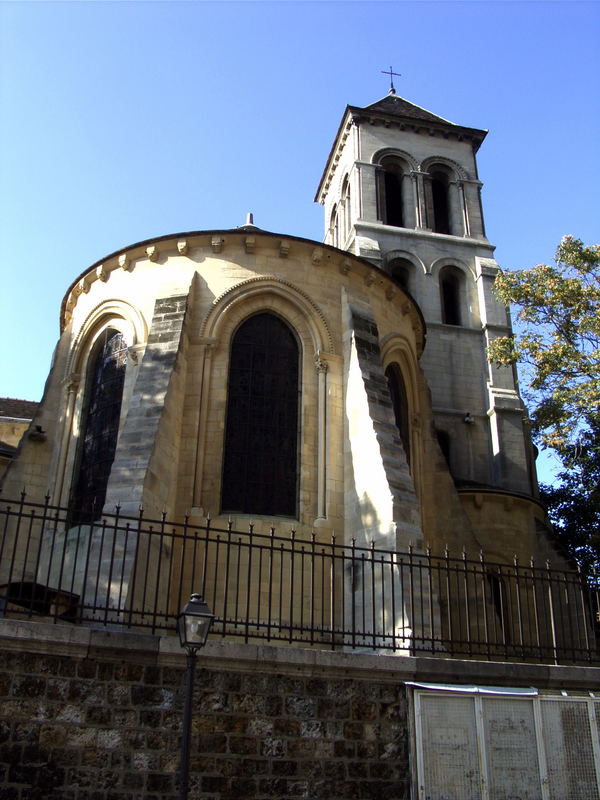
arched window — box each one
[431,169,450,234]
[385,363,410,466]
[388,257,414,294]
[340,176,351,243]
[221,313,299,516]
[71,328,128,525]
[378,156,406,227]
[439,266,463,326]
[330,204,339,247]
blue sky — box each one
[1,0,598,418]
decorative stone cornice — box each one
[177,240,188,256]
[311,247,323,265]
[279,241,290,258]
[96,264,109,282]
[211,236,224,253]
[244,236,256,254]
[146,245,158,262]
[339,259,351,275]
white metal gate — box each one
[412,684,600,800]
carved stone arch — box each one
[66,299,148,378]
[195,276,334,521]
[201,275,334,355]
[56,299,148,510]
[379,333,423,491]
[372,148,418,172]
[384,251,425,297]
[431,259,473,327]
[419,156,469,181]
[380,334,420,413]
[373,149,418,229]
[430,256,474,280]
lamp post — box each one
[177,593,214,800]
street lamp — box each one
[177,593,214,800]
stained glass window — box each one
[221,313,299,516]
[70,329,128,525]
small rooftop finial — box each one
[381,65,401,95]
[246,212,254,225]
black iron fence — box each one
[1,493,599,665]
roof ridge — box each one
[360,93,458,126]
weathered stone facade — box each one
[0,621,412,800]
[2,91,596,798]
[2,619,599,800]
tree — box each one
[539,423,600,574]
[488,236,600,569]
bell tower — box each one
[316,91,538,498]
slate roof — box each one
[357,93,456,125]
[0,398,39,420]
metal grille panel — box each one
[419,694,482,800]
[482,697,541,800]
[542,699,597,799]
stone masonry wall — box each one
[0,621,410,800]
[3,621,598,800]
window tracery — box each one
[70,328,128,525]
[221,312,300,517]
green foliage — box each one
[489,237,600,570]
[489,236,600,455]
[539,423,600,573]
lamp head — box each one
[177,593,214,651]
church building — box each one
[2,90,550,566]
[1,90,598,800]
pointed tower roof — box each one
[315,94,487,203]
[359,93,457,125]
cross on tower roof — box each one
[381,66,401,95]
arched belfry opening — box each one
[388,257,414,294]
[430,169,450,234]
[378,156,406,227]
[221,312,300,517]
[439,266,464,326]
[70,328,128,525]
